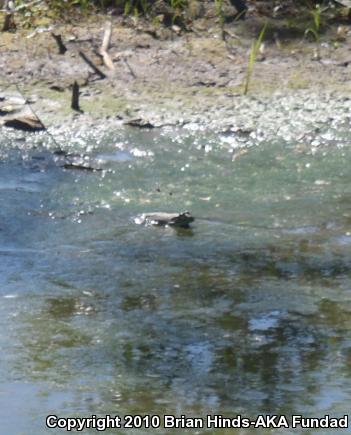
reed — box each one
[243,22,267,95]
[305,4,327,60]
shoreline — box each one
[0,12,351,143]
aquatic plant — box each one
[169,0,187,25]
[243,22,267,95]
[304,3,328,59]
[123,0,133,15]
[215,0,225,40]
[170,0,187,9]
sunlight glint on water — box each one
[0,126,351,434]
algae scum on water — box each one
[1,120,351,434]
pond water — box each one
[1,124,351,434]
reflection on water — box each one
[0,128,351,434]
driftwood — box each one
[71,81,82,112]
[79,51,106,79]
[51,33,67,55]
[99,21,114,71]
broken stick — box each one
[71,81,82,112]
[79,51,106,79]
[51,33,67,55]
[124,59,136,79]
[99,21,115,71]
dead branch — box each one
[78,51,107,79]
[99,21,115,71]
[71,81,82,112]
[124,59,136,79]
[101,21,112,53]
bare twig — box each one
[223,29,240,40]
[78,51,106,79]
[13,83,64,149]
[124,59,137,78]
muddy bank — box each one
[0,9,351,143]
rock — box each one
[3,114,45,132]
[134,211,194,228]
[171,25,181,35]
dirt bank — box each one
[0,4,351,136]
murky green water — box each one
[1,126,351,434]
